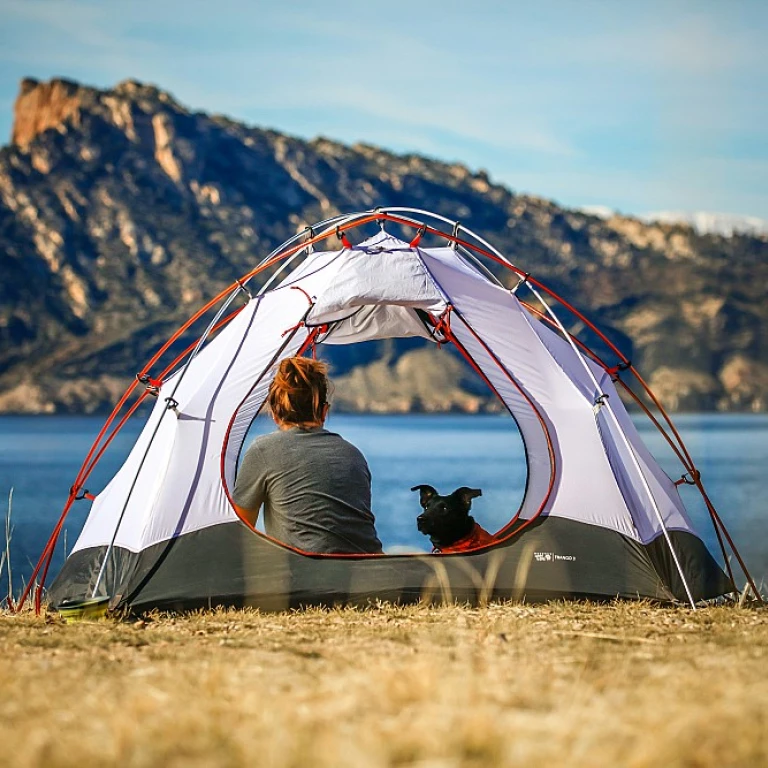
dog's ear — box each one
[411,485,438,508]
[453,487,482,512]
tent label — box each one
[534,552,576,563]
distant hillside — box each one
[1,77,767,413]
[642,211,768,238]
[586,206,768,238]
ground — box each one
[1,601,766,767]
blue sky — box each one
[1,0,766,218]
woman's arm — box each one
[232,443,267,527]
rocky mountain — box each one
[1,77,767,414]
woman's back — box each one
[232,355,382,554]
[234,425,382,554]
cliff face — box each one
[12,78,85,148]
[1,77,767,413]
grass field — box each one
[1,601,766,767]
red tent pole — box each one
[18,225,348,612]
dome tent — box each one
[26,208,755,614]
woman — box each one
[233,356,383,554]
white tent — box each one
[42,209,738,612]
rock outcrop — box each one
[11,78,85,149]
[1,77,767,413]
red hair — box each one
[268,357,330,427]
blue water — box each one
[0,413,766,595]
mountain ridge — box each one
[1,77,767,414]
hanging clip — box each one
[137,373,162,397]
[592,393,609,414]
[409,224,427,248]
[235,278,252,301]
[303,225,316,253]
[674,470,701,486]
[449,221,461,249]
[164,396,180,415]
[511,272,531,296]
[607,360,632,381]
[336,226,353,249]
[70,485,95,502]
[432,305,454,348]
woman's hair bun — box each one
[268,356,330,427]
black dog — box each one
[411,485,494,553]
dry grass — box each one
[1,601,766,767]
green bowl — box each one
[57,597,110,623]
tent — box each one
[27,208,757,613]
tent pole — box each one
[43,206,740,609]
[86,214,358,601]
[393,209,696,606]
[245,212,353,278]
[412,248,558,540]
[520,301,702,476]
[695,479,762,601]
[517,296,748,597]
[90,286,245,599]
[292,207,743,607]
[522,281,698,609]
[253,230,342,298]
[455,244,507,288]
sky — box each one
[0,0,766,219]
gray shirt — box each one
[233,426,383,554]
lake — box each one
[0,413,766,596]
